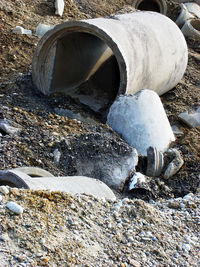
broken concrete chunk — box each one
[55,0,64,16]
[0,171,116,200]
[178,107,200,127]
[163,149,184,179]
[172,125,184,136]
[107,90,175,155]
[129,172,146,190]
[146,147,164,177]
[12,26,32,35]
[181,18,200,41]
[35,23,55,37]
[0,119,21,135]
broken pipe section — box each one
[32,12,188,112]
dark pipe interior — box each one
[0,180,18,187]
[191,20,200,31]
[138,0,160,12]
[50,32,120,112]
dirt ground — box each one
[0,0,200,266]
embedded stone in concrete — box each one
[107,90,175,155]
[0,171,116,200]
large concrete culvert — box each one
[32,12,188,113]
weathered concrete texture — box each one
[32,12,188,112]
[132,0,167,14]
[0,171,116,200]
[107,90,175,156]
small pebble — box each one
[0,186,9,195]
[182,243,191,252]
[5,201,24,214]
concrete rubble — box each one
[107,90,175,155]
[178,106,200,127]
[12,26,32,35]
[55,0,65,16]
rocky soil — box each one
[0,0,200,266]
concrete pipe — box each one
[184,2,200,18]
[181,18,200,41]
[10,167,54,177]
[132,0,167,14]
[175,4,195,27]
[0,170,116,200]
[32,12,188,112]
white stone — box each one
[5,201,24,214]
[12,26,32,35]
[0,186,9,195]
[0,194,3,202]
[55,0,64,16]
[107,90,175,155]
[53,148,61,164]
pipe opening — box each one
[137,0,161,12]
[0,180,18,187]
[50,32,120,112]
[190,19,200,31]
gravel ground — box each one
[0,187,200,266]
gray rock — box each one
[0,119,21,135]
[178,107,200,127]
[53,149,61,164]
[163,149,184,179]
[0,186,9,195]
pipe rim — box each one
[32,20,127,101]
[0,171,29,188]
[132,0,167,15]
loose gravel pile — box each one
[0,187,200,266]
